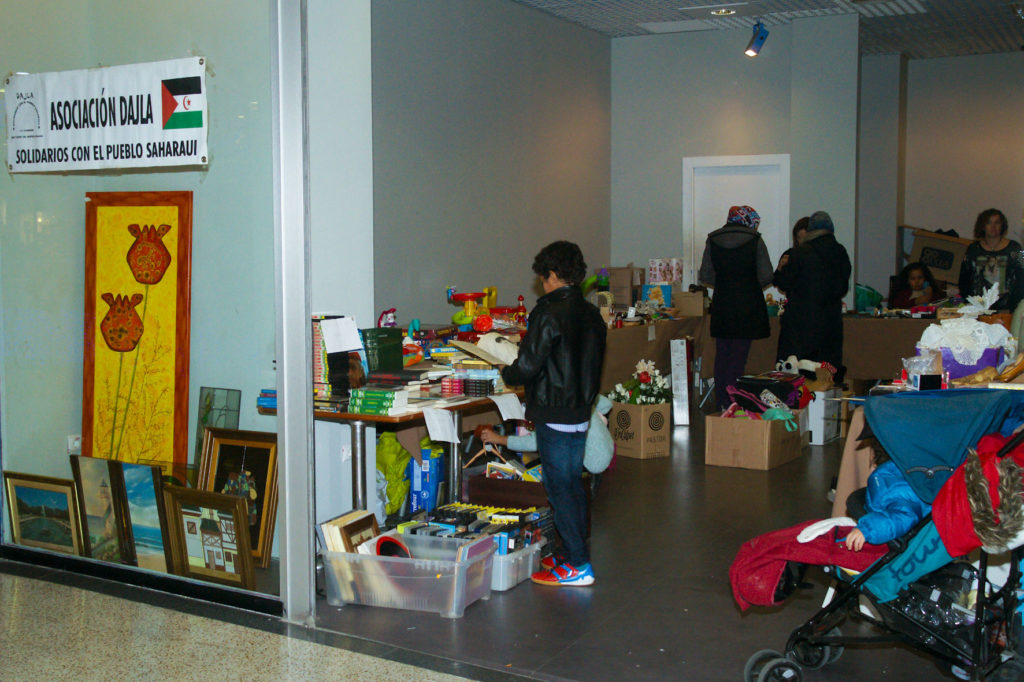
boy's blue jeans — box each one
[536,424,589,567]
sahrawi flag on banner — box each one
[161,76,204,129]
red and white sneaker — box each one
[531,562,595,587]
[539,553,567,571]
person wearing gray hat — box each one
[773,210,851,380]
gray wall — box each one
[903,52,1024,242]
[857,54,906,294]
[610,14,860,273]
[371,0,611,322]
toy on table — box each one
[377,308,397,327]
[450,291,486,328]
[514,295,527,325]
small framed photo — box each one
[70,455,133,564]
[198,428,278,569]
[3,472,83,555]
[163,486,254,590]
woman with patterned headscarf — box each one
[698,205,773,410]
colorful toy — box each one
[377,308,397,327]
[450,291,485,327]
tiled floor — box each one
[2,418,971,681]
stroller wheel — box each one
[759,658,803,681]
[743,649,783,682]
[787,637,830,670]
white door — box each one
[682,155,790,292]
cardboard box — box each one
[606,266,644,309]
[807,388,842,445]
[704,412,805,470]
[908,228,972,284]
[674,290,705,317]
[609,402,671,459]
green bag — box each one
[375,432,411,516]
[855,283,883,312]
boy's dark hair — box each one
[792,216,810,245]
[532,240,588,286]
[861,436,891,468]
[973,208,1009,240]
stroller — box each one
[743,388,1024,682]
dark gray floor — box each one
[316,420,961,681]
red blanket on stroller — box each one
[730,519,888,611]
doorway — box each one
[682,154,791,290]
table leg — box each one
[448,411,464,504]
[350,420,367,510]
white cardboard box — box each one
[807,388,842,445]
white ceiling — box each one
[508,0,1024,60]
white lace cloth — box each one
[917,317,1015,366]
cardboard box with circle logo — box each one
[609,402,671,459]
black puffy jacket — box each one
[501,286,606,425]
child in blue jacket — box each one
[844,445,931,552]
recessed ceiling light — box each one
[711,8,736,16]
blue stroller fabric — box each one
[864,389,1024,504]
[862,520,953,602]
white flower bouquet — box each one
[606,359,672,405]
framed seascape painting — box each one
[110,461,172,573]
[82,191,193,479]
[70,455,133,564]
[198,428,278,569]
[3,472,83,555]
[164,486,254,590]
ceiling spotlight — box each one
[711,8,736,15]
[745,21,769,57]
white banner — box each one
[5,57,208,172]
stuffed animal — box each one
[775,355,819,375]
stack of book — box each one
[257,388,277,410]
[348,386,411,416]
[312,316,332,399]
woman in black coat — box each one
[698,205,773,410]
[773,211,852,379]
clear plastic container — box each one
[323,532,495,618]
[491,539,544,591]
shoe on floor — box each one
[540,553,567,571]
[532,562,595,587]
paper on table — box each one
[422,407,460,444]
[321,317,363,352]
[489,393,525,421]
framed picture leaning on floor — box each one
[198,427,278,569]
[3,472,83,556]
[163,486,254,590]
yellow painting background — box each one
[92,205,179,468]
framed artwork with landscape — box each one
[70,455,133,564]
[198,428,278,569]
[3,472,83,555]
[110,461,172,573]
[164,486,254,590]
[82,191,192,479]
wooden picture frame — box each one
[3,472,83,555]
[198,428,278,569]
[70,455,134,564]
[109,461,173,573]
[83,191,192,479]
[163,486,254,590]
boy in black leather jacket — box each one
[501,241,606,586]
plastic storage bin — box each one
[491,540,545,591]
[323,532,495,618]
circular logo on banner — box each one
[615,410,631,430]
[648,410,666,431]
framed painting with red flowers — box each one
[83,191,192,479]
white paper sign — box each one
[5,57,208,172]
[421,407,460,444]
[489,393,525,421]
[320,317,363,353]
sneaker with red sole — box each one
[531,562,595,587]
[539,553,567,571]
